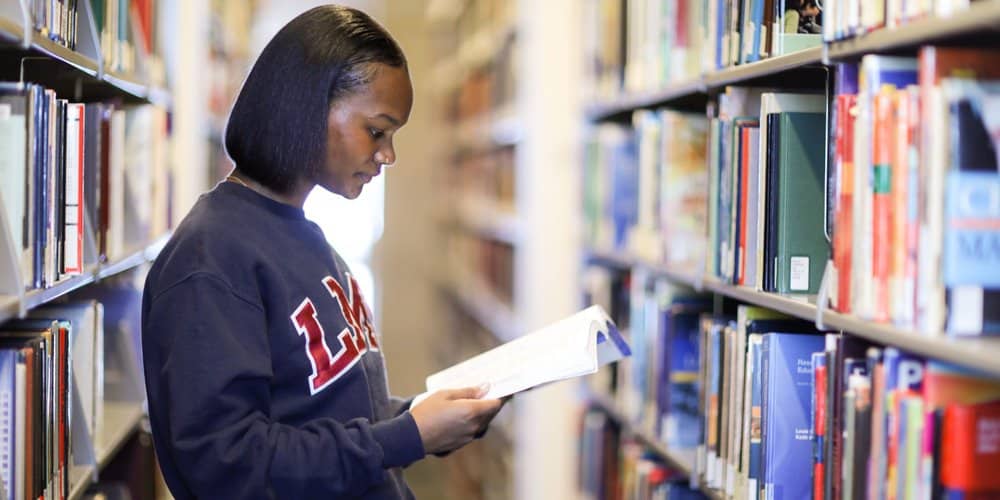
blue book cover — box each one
[661,301,710,448]
[610,130,638,250]
[762,333,825,500]
[747,0,765,63]
[942,79,1000,335]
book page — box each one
[424,306,627,400]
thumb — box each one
[441,383,490,400]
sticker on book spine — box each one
[790,256,810,291]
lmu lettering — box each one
[291,274,379,395]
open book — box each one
[415,305,630,403]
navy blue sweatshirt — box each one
[141,181,424,499]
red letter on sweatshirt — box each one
[291,298,361,395]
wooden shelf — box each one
[827,0,1000,60]
[705,46,825,88]
[454,106,522,153]
[0,234,171,324]
[66,402,145,499]
[587,253,1000,377]
[0,14,168,106]
[587,78,707,121]
[68,464,95,500]
[96,401,145,469]
[455,198,520,245]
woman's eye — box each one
[369,128,384,139]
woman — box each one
[141,6,504,499]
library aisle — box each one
[2,0,1000,499]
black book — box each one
[763,113,781,293]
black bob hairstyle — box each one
[224,5,407,194]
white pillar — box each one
[514,0,583,498]
[162,0,209,218]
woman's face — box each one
[319,63,413,199]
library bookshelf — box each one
[580,1,1000,499]
[0,1,173,498]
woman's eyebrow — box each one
[374,113,401,126]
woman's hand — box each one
[409,386,505,455]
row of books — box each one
[583,0,823,98]
[584,46,1000,337]
[0,82,170,292]
[92,0,156,74]
[28,0,81,50]
[705,87,829,296]
[580,409,707,500]
[695,308,1000,500]
[584,0,987,101]
[829,49,1000,337]
[587,263,1000,499]
[823,0,975,42]
[20,1,156,76]
[0,301,105,500]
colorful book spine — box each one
[812,351,827,500]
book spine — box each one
[872,86,894,322]
[813,352,827,500]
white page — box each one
[423,306,628,400]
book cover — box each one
[812,351,827,500]
[0,85,30,290]
[941,400,1000,497]
[916,47,1000,335]
[832,92,858,313]
[774,112,829,294]
[850,367,872,500]
[872,85,895,322]
[941,78,1000,336]
[882,347,925,500]
[661,300,711,449]
[763,113,780,292]
[854,55,917,320]
[760,332,824,500]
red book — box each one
[813,357,827,500]
[941,400,1000,496]
[833,94,857,313]
[738,126,752,285]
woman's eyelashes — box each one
[368,127,385,139]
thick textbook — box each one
[422,306,630,401]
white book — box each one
[14,356,25,500]
[63,103,84,275]
[418,306,629,402]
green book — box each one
[774,112,829,294]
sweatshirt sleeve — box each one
[143,273,425,499]
[388,396,413,417]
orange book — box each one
[833,94,857,313]
[889,89,909,325]
[872,86,895,322]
